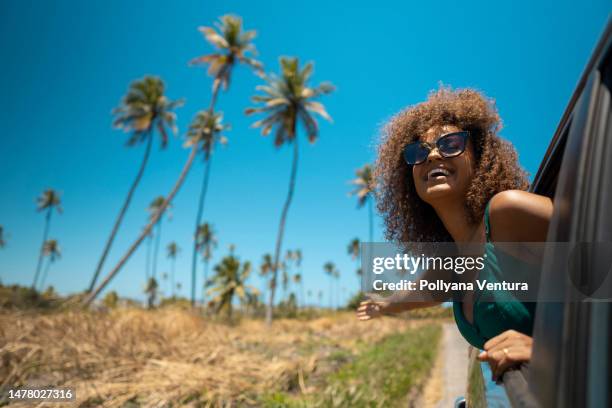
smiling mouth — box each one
[427,167,452,180]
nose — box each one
[426,146,443,162]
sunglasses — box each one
[402,131,469,165]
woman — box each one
[356,86,553,381]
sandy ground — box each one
[418,322,470,407]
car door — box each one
[504,18,612,408]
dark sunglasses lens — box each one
[404,143,429,165]
[438,133,466,157]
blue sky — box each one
[0,0,609,305]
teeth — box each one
[428,168,451,179]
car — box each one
[463,17,612,408]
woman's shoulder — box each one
[486,190,553,242]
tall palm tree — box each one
[259,253,273,300]
[33,189,62,289]
[323,262,336,309]
[293,249,304,307]
[246,57,334,324]
[347,238,360,260]
[349,164,376,243]
[84,109,230,306]
[89,76,183,293]
[148,196,171,281]
[166,241,180,297]
[292,273,304,308]
[282,250,295,301]
[196,222,217,304]
[207,249,258,318]
[144,277,158,309]
[39,239,61,290]
[0,225,6,249]
[347,237,362,283]
[188,15,262,309]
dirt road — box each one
[418,322,470,407]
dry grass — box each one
[0,307,435,407]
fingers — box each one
[479,331,534,381]
[355,300,381,321]
[483,330,514,351]
[356,300,373,312]
[493,351,514,380]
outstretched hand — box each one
[477,329,533,382]
[356,294,390,321]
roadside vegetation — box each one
[0,296,447,407]
[0,12,451,407]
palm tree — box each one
[84,109,230,306]
[323,262,336,309]
[33,189,62,289]
[207,248,259,318]
[347,237,360,260]
[259,253,273,300]
[196,222,217,304]
[89,76,183,293]
[349,164,376,243]
[0,225,6,249]
[292,273,304,308]
[282,251,293,301]
[246,57,334,323]
[39,239,61,290]
[189,15,262,309]
[144,277,158,308]
[190,14,263,106]
[166,242,180,297]
[148,196,171,281]
[347,237,362,284]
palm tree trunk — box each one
[189,76,222,307]
[39,258,52,291]
[145,233,152,280]
[191,157,212,306]
[266,124,299,325]
[84,145,199,306]
[202,258,209,304]
[152,218,163,280]
[33,208,52,289]
[88,131,153,293]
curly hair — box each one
[375,86,529,243]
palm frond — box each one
[246,57,334,148]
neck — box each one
[430,198,481,243]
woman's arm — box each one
[488,190,553,242]
[356,267,451,320]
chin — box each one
[419,183,460,204]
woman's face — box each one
[412,124,476,206]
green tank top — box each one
[452,202,537,349]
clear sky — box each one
[0,0,609,305]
